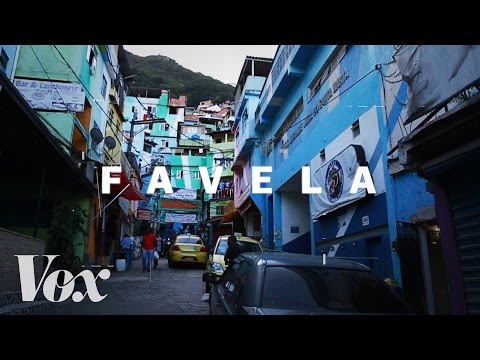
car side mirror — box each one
[209,249,214,255]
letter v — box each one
[15,255,59,301]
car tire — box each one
[168,260,174,268]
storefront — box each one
[399,93,480,314]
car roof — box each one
[240,252,370,271]
[218,235,259,244]
[176,234,200,239]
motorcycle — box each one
[161,238,173,258]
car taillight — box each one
[172,245,180,251]
[200,246,207,252]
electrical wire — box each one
[234,66,379,160]
[124,81,234,159]
[51,46,130,158]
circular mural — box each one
[325,160,344,203]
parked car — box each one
[168,234,208,268]
[205,235,262,292]
[203,252,410,315]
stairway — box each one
[0,291,53,315]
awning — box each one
[219,210,240,225]
[111,170,148,202]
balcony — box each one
[211,188,234,200]
[256,45,319,129]
[178,138,210,148]
[234,76,267,121]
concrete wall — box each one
[0,228,46,293]
[281,192,310,245]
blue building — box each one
[252,45,443,312]
[231,56,273,239]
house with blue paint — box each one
[231,56,273,239]
[254,45,441,313]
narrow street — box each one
[49,257,209,315]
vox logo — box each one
[15,255,110,303]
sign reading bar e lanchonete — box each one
[14,78,86,112]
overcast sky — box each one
[124,45,278,85]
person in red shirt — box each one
[142,228,157,271]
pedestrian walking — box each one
[120,233,134,270]
[224,234,242,269]
[142,227,157,271]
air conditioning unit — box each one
[199,148,204,154]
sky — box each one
[124,45,278,85]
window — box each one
[193,171,200,179]
[165,124,169,131]
[91,121,101,155]
[222,260,253,313]
[308,45,347,99]
[176,170,183,179]
[108,108,114,121]
[262,267,408,313]
[165,141,169,147]
[147,106,152,112]
[88,45,97,75]
[101,75,107,99]
[143,143,152,153]
[351,120,360,138]
[216,206,224,215]
[161,140,166,148]
[148,122,153,130]
[132,106,136,113]
[0,48,9,71]
[216,138,222,143]
[320,149,326,163]
[273,97,304,146]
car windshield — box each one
[176,236,202,245]
[215,240,261,255]
[262,266,409,314]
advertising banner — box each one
[14,78,86,112]
[165,213,197,223]
[163,188,197,200]
[311,145,370,219]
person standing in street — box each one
[224,234,242,269]
[142,227,157,271]
[120,233,134,270]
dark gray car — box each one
[203,252,410,315]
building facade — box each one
[246,46,440,313]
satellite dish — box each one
[90,128,104,145]
[104,136,116,150]
[191,134,200,140]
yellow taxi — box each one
[168,234,208,268]
[205,234,262,292]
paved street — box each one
[49,257,209,315]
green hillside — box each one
[125,50,235,107]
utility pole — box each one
[127,111,166,157]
